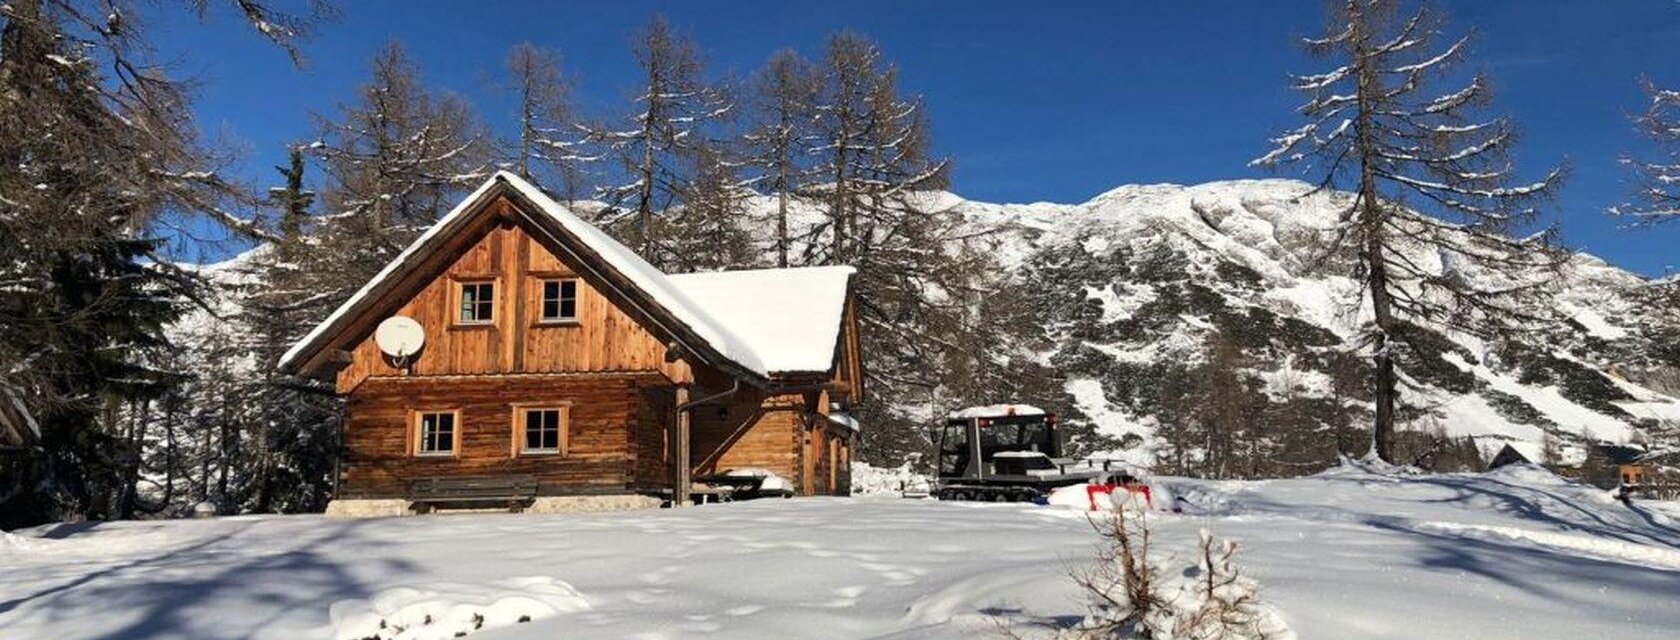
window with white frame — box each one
[539,279,579,323]
[519,406,567,454]
[458,281,494,324]
[415,411,457,456]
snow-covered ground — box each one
[4,464,1678,639]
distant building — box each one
[1600,444,1649,486]
[1486,442,1545,470]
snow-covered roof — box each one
[948,404,1047,420]
[279,172,854,380]
[1484,441,1546,465]
[1503,441,1545,463]
[667,267,854,375]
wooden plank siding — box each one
[319,192,857,500]
[690,390,805,483]
[334,208,691,394]
[341,374,669,498]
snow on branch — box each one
[1389,35,1467,75]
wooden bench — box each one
[408,475,540,513]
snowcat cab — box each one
[933,405,1120,502]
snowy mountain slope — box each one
[926,179,1680,465]
[3,464,1678,639]
[171,179,1679,471]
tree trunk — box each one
[162,397,177,507]
[519,76,533,178]
[1350,1,1395,463]
[776,151,790,268]
[639,118,656,261]
[1367,232,1397,463]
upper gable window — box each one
[459,282,494,324]
[539,279,579,323]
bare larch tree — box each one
[0,0,326,526]
[803,32,1017,464]
[503,42,589,200]
[1254,0,1564,462]
[1616,81,1680,224]
[579,14,731,267]
[743,49,819,268]
[311,40,491,286]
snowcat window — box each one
[939,424,968,475]
[1019,422,1051,452]
[980,425,1012,447]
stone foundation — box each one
[324,498,413,518]
[324,494,662,518]
[526,494,663,514]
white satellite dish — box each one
[374,316,426,359]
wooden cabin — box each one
[1485,442,1543,470]
[279,172,862,515]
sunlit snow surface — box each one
[4,464,1678,639]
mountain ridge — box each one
[929,178,1678,467]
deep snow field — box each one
[4,464,1679,640]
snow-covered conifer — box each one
[0,0,321,526]
[663,142,760,271]
[1254,0,1565,463]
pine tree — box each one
[238,148,340,513]
[1615,81,1680,224]
[503,42,589,200]
[0,0,315,526]
[743,49,819,268]
[270,147,314,246]
[1254,0,1565,463]
[579,15,731,267]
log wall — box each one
[320,194,858,499]
[339,374,668,498]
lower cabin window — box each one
[415,411,458,456]
[518,406,569,455]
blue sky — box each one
[152,1,1679,276]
